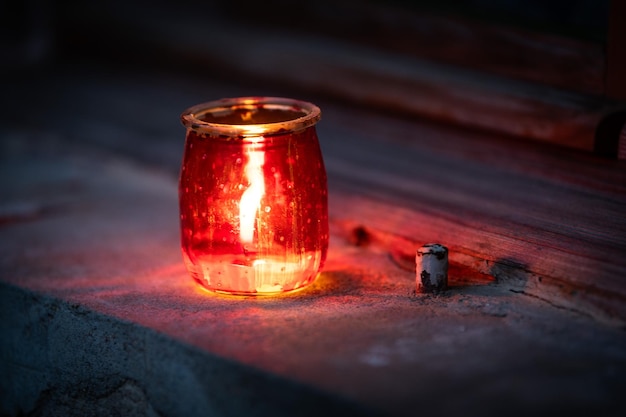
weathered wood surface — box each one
[2,62,626,415]
[3,63,624,323]
[321,107,626,323]
[3,137,625,416]
[58,1,623,155]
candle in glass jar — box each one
[179,97,328,295]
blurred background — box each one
[0,0,611,78]
[1,0,622,160]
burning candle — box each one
[179,97,328,295]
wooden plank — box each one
[215,0,606,95]
[4,62,624,323]
[318,107,626,323]
[58,1,621,154]
[3,136,626,416]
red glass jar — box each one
[179,97,328,295]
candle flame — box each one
[239,141,265,243]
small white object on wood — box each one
[416,243,448,293]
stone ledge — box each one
[1,283,375,417]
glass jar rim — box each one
[181,97,321,139]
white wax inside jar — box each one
[251,259,302,293]
[199,255,313,294]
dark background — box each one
[0,0,610,84]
